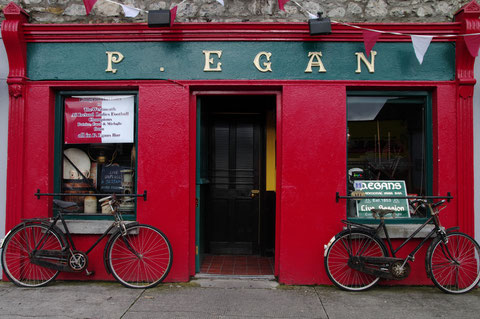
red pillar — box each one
[1,2,29,231]
[454,1,480,237]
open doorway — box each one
[196,95,276,276]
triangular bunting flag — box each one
[120,4,141,18]
[278,0,290,11]
[464,35,480,57]
[362,30,381,57]
[83,0,98,15]
[411,35,433,65]
[216,0,225,5]
[171,6,178,24]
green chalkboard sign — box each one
[353,180,410,218]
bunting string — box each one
[82,0,480,59]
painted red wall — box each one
[279,85,347,284]
[136,83,191,281]
[2,79,472,285]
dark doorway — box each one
[197,95,276,259]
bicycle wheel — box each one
[1,223,65,287]
[427,232,480,294]
[324,230,387,291]
[107,224,173,288]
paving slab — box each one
[125,283,325,319]
[0,280,479,319]
[316,285,480,319]
[0,281,142,319]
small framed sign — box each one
[64,95,134,144]
[353,180,410,218]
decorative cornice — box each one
[1,2,29,80]
[21,22,461,43]
[454,0,480,83]
[3,2,29,21]
[454,0,480,21]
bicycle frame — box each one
[29,208,126,272]
[343,203,458,268]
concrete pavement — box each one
[0,278,479,318]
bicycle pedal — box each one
[85,269,95,276]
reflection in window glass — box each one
[347,95,429,218]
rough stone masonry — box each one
[0,0,473,24]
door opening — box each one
[196,95,276,275]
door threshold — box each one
[195,273,276,281]
[193,274,278,289]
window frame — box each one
[346,90,433,224]
[54,91,138,220]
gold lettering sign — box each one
[203,50,223,72]
[105,51,124,74]
[253,51,272,72]
[305,52,327,73]
[355,51,377,73]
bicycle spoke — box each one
[108,225,172,288]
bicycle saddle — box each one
[371,209,396,219]
[53,199,78,209]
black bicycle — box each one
[1,195,173,288]
[324,199,480,294]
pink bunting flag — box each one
[171,6,178,24]
[362,30,381,57]
[83,0,98,15]
[464,35,480,57]
[278,0,290,11]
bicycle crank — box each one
[68,251,88,272]
[389,260,411,279]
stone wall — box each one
[0,0,473,24]
[0,0,470,23]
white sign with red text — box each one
[64,95,134,144]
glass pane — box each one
[212,121,229,189]
[235,121,254,189]
[347,95,427,218]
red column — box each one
[2,3,29,230]
[454,1,480,237]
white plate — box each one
[63,148,91,179]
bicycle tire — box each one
[107,224,173,289]
[324,230,388,291]
[1,223,66,287]
[427,232,480,294]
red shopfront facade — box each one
[1,1,479,285]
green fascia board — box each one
[27,41,455,81]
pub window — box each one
[346,92,432,221]
[54,93,137,219]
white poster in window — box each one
[65,95,134,144]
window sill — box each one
[57,220,116,235]
[344,224,437,239]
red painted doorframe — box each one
[189,89,282,277]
